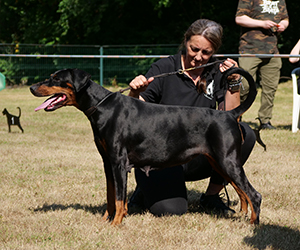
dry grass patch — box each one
[0,82,300,249]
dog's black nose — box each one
[29,85,35,93]
[30,84,40,96]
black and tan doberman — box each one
[30,68,261,226]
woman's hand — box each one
[128,75,154,98]
[219,58,240,81]
[219,58,238,72]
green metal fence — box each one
[0,43,179,86]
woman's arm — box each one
[223,91,240,111]
[218,90,240,111]
[128,75,154,101]
[218,58,241,111]
[289,39,300,64]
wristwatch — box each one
[228,76,242,92]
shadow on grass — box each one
[30,189,244,219]
[31,190,142,216]
[245,120,292,131]
[32,202,107,215]
[30,189,239,218]
[243,223,300,250]
[31,189,243,222]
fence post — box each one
[100,46,103,86]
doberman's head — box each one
[30,69,91,112]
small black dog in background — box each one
[2,107,24,133]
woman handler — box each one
[128,19,256,217]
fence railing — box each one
[0,43,179,85]
[1,43,299,86]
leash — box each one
[119,59,225,93]
[85,59,225,117]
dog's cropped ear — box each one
[71,68,91,93]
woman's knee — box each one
[149,197,188,216]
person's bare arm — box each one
[236,15,288,32]
[235,15,277,29]
[289,39,300,64]
[218,58,241,111]
[128,75,154,101]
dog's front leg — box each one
[100,156,128,225]
[112,199,128,226]
[102,177,116,222]
[94,139,116,222]
[102,160,116,222]
[111,163,128,226]
[8,122,11,133]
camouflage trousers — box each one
[238,57,282,124]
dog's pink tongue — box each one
[34,96,57,112]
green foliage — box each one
[56,0,108,44]
[0,0,299,77]
[0,0,299,52]
[0,58,18,85]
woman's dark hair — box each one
[180,19,223,94]
[180,19,223,53]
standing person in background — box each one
[127,19,256,218]
[235,0,289,129]
[289,39,300,94]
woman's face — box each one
[184,35,214,68]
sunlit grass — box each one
[0,81,299,249]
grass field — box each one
[0,81,300,249]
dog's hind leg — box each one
[206,155,261,224]
[230,181,261,224]
[18,124,24,133]
[225,162,262,224]
[205,155,249,214]
[224,169,261,224]
[231,183,249,215]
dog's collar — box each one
[84,92,117,117]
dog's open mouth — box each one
[35,94,67,112]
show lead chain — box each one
[119,60,226,93]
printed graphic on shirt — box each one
[204,80,214,100]
[260,0,279,15]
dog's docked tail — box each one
[222,67,257,120]
[17,107,21,118]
